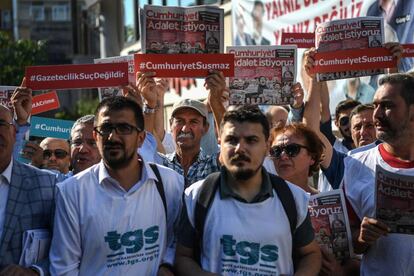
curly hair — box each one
[269,123,325,176]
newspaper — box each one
[226,46,296,105]
[309,190,354,261]
[141,5,224,54]
[375,165,414,234]
[94,55,134,101]
[0,86,17,112]
[315,16,384,81]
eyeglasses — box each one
[339,116,349,127]
[270,143,309,159]
[94,123,141,136]
[43,149,69,160]
[0,120,13,128]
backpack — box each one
[149,163,167,222]
[193,171,298,265]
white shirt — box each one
[0,159,12,239]
[184,178,310,275]
[343,146,414,276]
[50,159,183,276]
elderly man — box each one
[0,102,56,274]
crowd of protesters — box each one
[0,20,413,276]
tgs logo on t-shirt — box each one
[105,225,159,254]
[220,235,279,265]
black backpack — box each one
[193,172,298,264]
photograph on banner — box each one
[309,190,354,262]
[30,116,74,140]
[315,16,384,82]
[0,86,17,112]
[32,91,60,115]
[140,5,224,54]
[375,165,414,235]
[134,53,234,78]
[94,55,135,101]
[227,45,296,105]
[25,63,129,90]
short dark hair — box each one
[335,99,361,121]
[349,104,374,122]
[220,105,269,140]
[269,123,325,176]
[379,73,414,106]
[94,96,144,131]
[253,0,264,13]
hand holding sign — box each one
[21,141,43,168]
[11,78,32,126]
[384,42,403,74]
[205,70,226,104]
[303,48,317,80]
[136,72,158,108]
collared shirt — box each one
[50,158,184,275]
[343,82,376,104]
[156,149,220,187]
[219,167,273,203]
[0,159,13,239]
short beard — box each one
[230,165,261,181]
[103,150,135,170]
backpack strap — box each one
[149,163,167,223]
[193,172,221,265]
[269,174,297,239]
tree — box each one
[0,31,48,85]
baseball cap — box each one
[171,99,208,119]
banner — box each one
[281,32,314,48]
[134,53,235,78]
[25,63,129,90]
[30,116,74,139]
[32,91,60,115]
[0,86,16,112]
[311,47,397,74]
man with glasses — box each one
[175,106,321,275]
[0,104,56,275]
[39,138,71,174]
[50,96,183,275]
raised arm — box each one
[205,70,226,134]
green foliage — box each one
[0,31,48,85]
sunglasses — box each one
[94,123,141,136]
[270,143,308,159]
[339,116,350,127]
[43,149,69,160]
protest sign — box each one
[32,91,60,115]
[311,47,397,75]
[134,53,234,78]
[0,86,16,112]
[375,165,414,235]
[402,44,414,58]
[25,63,129,90]
[30,116,74,140]
[227,45,296,105]
[141,5,224,54]
[281,33,314,48]
[309,190,354,261]
[315,16,385,81]
[94,55,135,101]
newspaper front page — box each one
[141,5,224,54]
[309,190,354,261]
[226,46,296,105]
[375,165,414,234]
[94,55,134,101]
[0,86,17,113]
[315,16,384,81]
